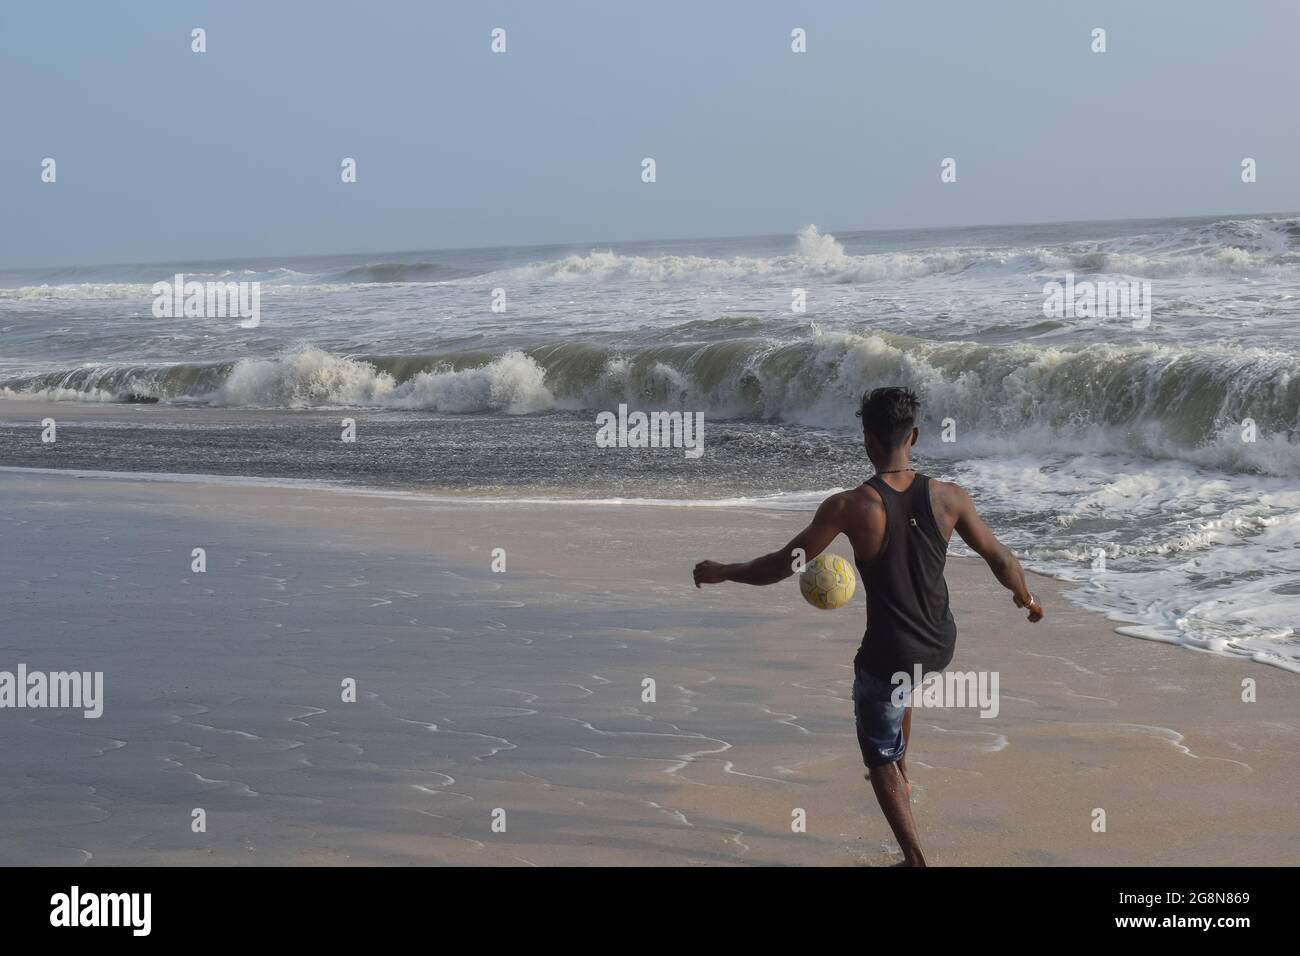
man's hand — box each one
[1014,592,1045,623]
[693,560,731,588]
[692,494,847,589]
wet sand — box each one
[0,468,1295,865]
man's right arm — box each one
[950,484,1044,622]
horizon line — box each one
[4,206,1298,274]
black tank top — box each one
[854,473,958,682]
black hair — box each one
[856,387,920,448]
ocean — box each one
[2,213,1298,673]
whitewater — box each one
[1,213,1298,672]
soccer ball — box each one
[799,554,857,610]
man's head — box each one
[857,386,920,463]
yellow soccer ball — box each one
[799,554,857,610]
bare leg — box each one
[868,761,926,866]
[898,705,913,791]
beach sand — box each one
[0,466,1295,866]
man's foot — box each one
[866,762,925,866]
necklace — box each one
[876,467,913,475]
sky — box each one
[2,0,1299,267]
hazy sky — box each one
[3,0,1298,267]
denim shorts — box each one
[852,666,908,768]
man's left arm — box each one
[693,495,846,587]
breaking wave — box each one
[4,217,1298,301]
[511,218,1300,284]
[6,332,1298,474]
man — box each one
[693,386,1044,866]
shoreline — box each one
[2,442,1296,677]
[4,450,1298,678]
[2,468,1296,865]
[0,462,836,507]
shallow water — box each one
[2,213,1298,671]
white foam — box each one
[213,347,555,414]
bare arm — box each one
[951,485,1044,622]
[694,495,847,587]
